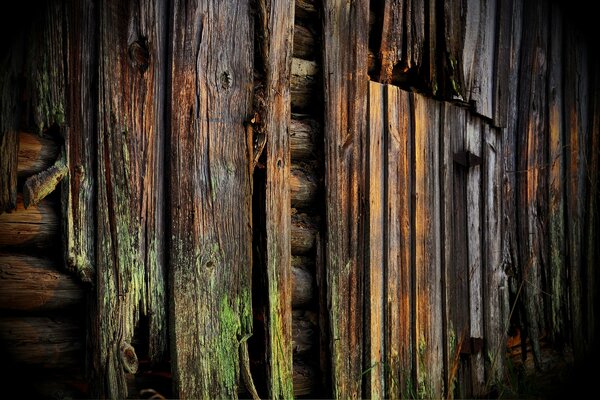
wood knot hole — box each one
[120,341,139,373]
[128,38,150,74]
[220,71,232,89]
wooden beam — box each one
[0,196,58,251]
[17,132,59,178]
[322,0,369,396]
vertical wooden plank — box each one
[492,0,513,127]
[441,103,469,398]
[322,0,369,397]
[466,114,484,396]
[169,1,254,398]
[63,0,96,283]
[547,3,567,344]
[564,23,590,360]
[516,0,549,367]
[256,1,295,398]
[462,0,496,119]
[413,93,443,399]
[483,125,504,383]
[94,0,167,397]
[365,81,385,399]
[385,85,413,398]
[441,0,465,101]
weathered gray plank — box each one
[169,1,254,398]
[322,0,369,397]
[385,85,414,398]
[492,0,513,127]
[365,81,385,398]
[413,93,443,399]
[256,1,295,397]
[94,0,167,397]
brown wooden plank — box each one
[322,0,369,397]
[256,1,295,397]
[441,102,469,398]
[413,93,443,398]
[168,1,253,398]
[62,0,96,283]
[440,0,465,101]
[365,81,385,398]
[483,125,504,383]
[0,253,84,312]
[466,114,484,396]
[385,85,414,398]
[94,1,167,397]
[564,22,590,360]
[516,0,549,367]
[462,0,496,119]
[547,3,568,344]
[0,196,58,251]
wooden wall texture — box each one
[0,0,598,399]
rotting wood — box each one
[24,159,68,208]
[295,0,317,20]
[291,163,319,209]
[18,132,60,178]
[0,196,58,251]
[441,0,465,100]
[94,1,167,397]
[413,93,443,399]
[169,1,253,398]
[292,256,315,307]
[384,85,414,398]
[547,3,567,344]
[0,316,83,369]
[256,1,295,397]
[322,0,369,397]
[466,114,484,396]
[290,118,319,160]
[291,213,318,255]
[0,253,84,312]
[62,0,96,283]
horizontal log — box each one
[291,163,319,209]
[293,24,316,60]
[293,358,317,396]
[292,256,315,307]
[290,118,319,160]
[0,316,83,369]
[295,0,317,20]
[291,213,318,255]
[17,132,59,178]
[292,310,317,356]
[291,58,318,112]
[0,196,59,250]
[0,253,84,311]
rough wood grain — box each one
[0,253,84,312]
[492,0,513,127]
[0,196,58,251]
[290,118,319,160]
[547,3,567,344]
[413,93,443,399]
[292,256,315,307]
[441,102,469,398]
[322,0,369,397]
[466,114,484,396]
[94,0,167,397]
[291,58,319,112]
[384,85,414,398]
[0,316,83,369]
[293,24,316,61]
[291,213,318,255]
[63,0,96,283]
[441,0,466,100]
[18,132,60,178]
[293,358,317,396]
[256,1,295,397]
[365,81,385,398]
[291,163,319,209]
[169,1,253,398]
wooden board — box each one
[94,0,167,397]
[168,1,254,398]
[322,0,369,397]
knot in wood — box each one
[220,70,232,89]
[120,341,139,373]
[128,38,150,74]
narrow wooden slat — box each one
[483,125,504,383]
[322,0,369,397]
[257,1,295,397]
[462,0,497,119]
[441,102,469,398]
[169,1,253,398]
[93,1,167,397]
[0,196,58,251]
[365,81,385,398]
[385,85,413,398]
[441,0,465,100]
[547,3,567,343]
[17,132,59,178]
[466,114,484,395]
[0,253,84,311]
[492,0,513,127]
[413,93,443,399]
